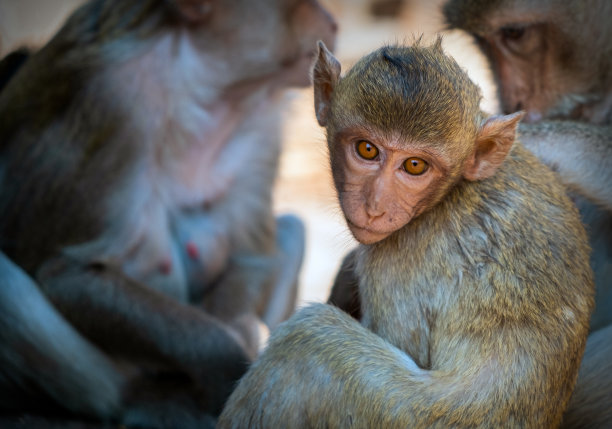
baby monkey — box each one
[218,40,594,428]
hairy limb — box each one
[327,249,361,320]
[562,324,612,428]
[518,121,612,210]
[258,214,305,328]
[219,303,555,428]
[200,214,305,356]
[0,252,122,419]
[37,256,249,416]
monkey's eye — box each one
[356,140,379,160]
[403,157,429,175]
[501,26,525,41]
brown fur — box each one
[0,0,335,427]
[217,42,594,428]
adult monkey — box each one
[218,41,594,428]
[442,0,612,332]
[0,0,336,427]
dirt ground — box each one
[0,0,499,306]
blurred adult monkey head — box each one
[444,0,612,124]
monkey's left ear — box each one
[174,0,213,23]
[464,111,525,181]
[313,41,341,127]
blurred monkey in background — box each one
[0,0,336,427]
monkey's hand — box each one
[518,121,612,211]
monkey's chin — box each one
[348,224,392,245]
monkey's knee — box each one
[259,214,305,328]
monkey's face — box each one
[331,131,447,245]
[443,1,593,123]
[190,0,336,88]
[475,23,589,122]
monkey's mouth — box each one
[345,219,392,245]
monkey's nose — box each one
[365,209,385,225]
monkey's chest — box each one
[120,198,229,302]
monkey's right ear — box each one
[173,0,213,23]
[313,41,341,127]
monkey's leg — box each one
[259,214,305,329]
[36,257,250,417]
[562,324,612,428]
[327,249,361,320]
[574,196,612,332]
[0,252,122,419]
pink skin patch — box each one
[186,241,199,260]
[159,259,172,275]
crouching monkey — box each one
[218,40,594,428]
[0,0,336,427]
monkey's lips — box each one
[345,219,393,245]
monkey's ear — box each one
[464,111,525,181]
[174,0,213,23]
[313,41,341,127]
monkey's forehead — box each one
[443,0,568,33]
[443,0,505,32]
[331,46,481,144]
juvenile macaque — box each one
[0,0,335,427]
[443,0,612,332]
[218,41,594,428]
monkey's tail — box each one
[0,251,123,419]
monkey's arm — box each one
[518,121,612,211]
[199,214,304,358]
[0,252,123,418]
[327,249,362,320]
[218,303,544,428]
[38,256,250,415]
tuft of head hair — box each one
[330,39,482,148]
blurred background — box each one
[0,0,499,307]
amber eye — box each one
[403,157,429,175]
[356,140,379,160]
